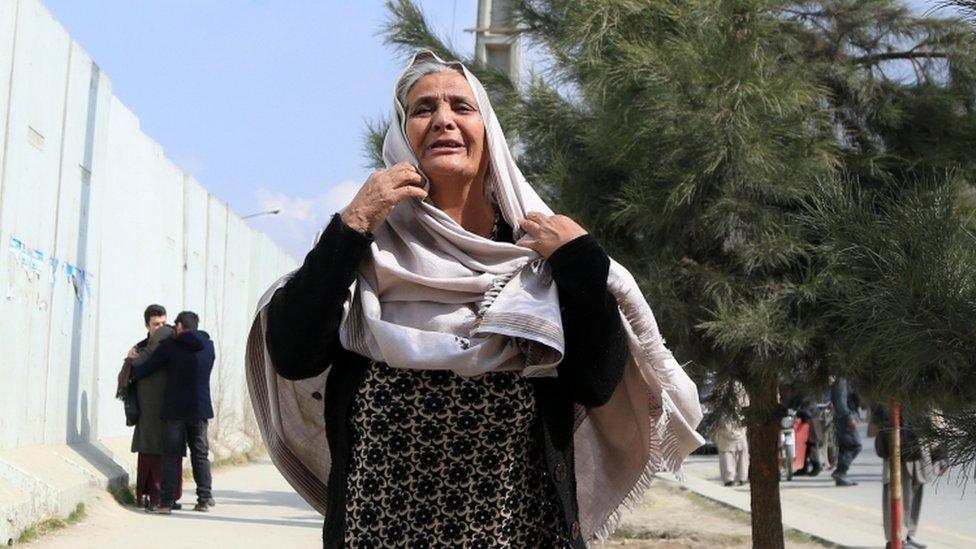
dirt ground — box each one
[596,479,831,549]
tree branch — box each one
[853,51,949,65]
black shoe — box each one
[793,469,809,476]
[193,503,210,512]
[724,481,735,487]
[200,498,215,508]
[147,505,173,515]
[906,537,927,549]
[809,464,822,477]
[834,475,858,487]
[735,480,745,486]
[171,503,182,511]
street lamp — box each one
[241,208,281,220]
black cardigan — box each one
[266,213,627,548]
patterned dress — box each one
[342,360,570,548]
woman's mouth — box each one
[427,138,465,155]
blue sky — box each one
[42,0,480,260]
[42,0,959,260]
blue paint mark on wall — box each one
[7,235,95,303]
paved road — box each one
[31,459,321,549]
[683,424,976,548]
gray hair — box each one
[395,56,497,205]
[395,58,465,109]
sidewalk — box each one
[29,459,321,548]
[672,451,976,549]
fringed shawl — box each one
[246,50,704,542]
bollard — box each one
[889,398,902,549]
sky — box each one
[40,0,961,261]
[42,0,480,261]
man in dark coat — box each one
[116,304,186,509]
[129,322,188,508]
[830,377,862,486]
[131,310,216,514]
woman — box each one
[121,322,185,510]
[247,51,703,548]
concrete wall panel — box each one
[0,0,19,190]
[0,0,297,451]
[42,42,110,445]
[204,196,228,333]
[216,215,251,412]
[0,0,71,448]
[182,176,208,314]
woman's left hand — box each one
[517,211,588,259]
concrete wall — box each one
[0,0,295,485]
[0,0,299,539]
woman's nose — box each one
[431,104,457,131]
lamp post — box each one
[241,208,280,220]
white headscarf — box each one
[246,50,703,542]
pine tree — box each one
[788,0,976,477]
[369,0,976,546]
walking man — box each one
[830,376,862,486]
[131,310,216,514]
[715,381,750,486]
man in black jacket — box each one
[131,310,216,514]
[830,377,862,486]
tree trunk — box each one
[746,376,785,549]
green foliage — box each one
[371,0,976,514]
[16,503,86,544]
[803,177,976,409]
[107,482,136,506]
[925,408,976,474]
[363,116,391,170]
[508,1,840,418]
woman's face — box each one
[404,71,487,187]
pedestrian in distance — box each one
[130,310,216,514]
[784,384,824,477]
[873,405,947,549]
[247,50,704,548]
[829,376,862,486]
[714,381,750,486]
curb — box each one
[658,471,878,549]
[0,442,129,545]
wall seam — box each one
[0,0,22,230]
[40,38,74,442]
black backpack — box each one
[872,405,921,461]
[124,383,140,426]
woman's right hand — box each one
[340,162,426,234]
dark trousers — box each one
[883,460,924,541]
[834,419,862,475]
[161,419,212,506]
[137,453,183,506]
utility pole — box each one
[473,0,521,84]
[472,0,522,157]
